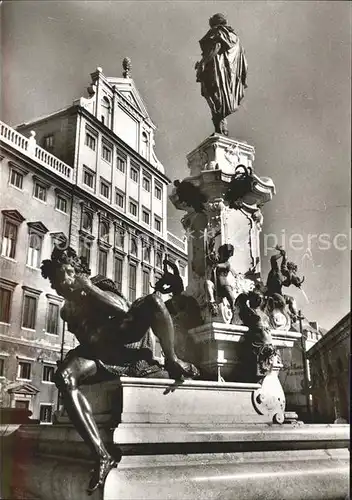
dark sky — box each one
[1,1,350,330]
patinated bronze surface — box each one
[196,13,248,134]
[266,245,305,323]
[41,247,199,494]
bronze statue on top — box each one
[195,13,248,135]
[41,247,199,494]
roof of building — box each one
[307,312,351,358]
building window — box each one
[55,194,68,213]
[102,144,112,163]
[101,97,111,127]
[155,251,163,269]
[100,179,111,199]
[51,233,67,252]
[115,190,125,209]
[83,167,95,188]
[27,232,42,268]
[128,264,137,302]
[0,287,12,323]
[46,302,59,335]
[114,228,124,249]
[22,294,37,329]
[99,221,109,243]
[142,269,150,296]
[33,182,47,202]
[141,131,149,159]
[130,237,138,257]
[98,249,108,276]
[143,244,151,263]
[130,166,139,183]
[154,183,162,200]
[43,365,55,382]
[142,209,150,225]
[85,132,96,151]
[82,211,93,233]
[129,200,138,217]
[116,156,126,173]
[154,216,162,232]
[0,358,4,377]
[142,176,151,192]
[17,361,31,380]
[114,257,123,293]
[43,134,54,152]
[9,169,23,189]
[40,405,53,424]
[79,238,91,268]
[1,220,18,259]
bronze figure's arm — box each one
[73,275,127,317]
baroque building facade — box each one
[307,313,350,423]
[0,66,187,422]
[278,319,324,420]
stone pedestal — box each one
[2,377,349,500]
[188,323,301,382]
[170,134,275,324]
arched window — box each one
[141,131,149,159]
[130,237,138,257]
[114,228,124,249]
[101,96,111,128]
[99,221,109,243]
[143,244,151,263]
[82,211,93,233]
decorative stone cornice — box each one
[78,229,95,241]
[113,247,126,257]
[45,293,64,303]
[50,231,68,242]
[27,221,49,234]
[188,323,301,348]
[32,175,51,189]
[1,209,25,224]
[21,285,42,296]
[97,239,112,250]
[8,161,30,176]
[0,277,18,289]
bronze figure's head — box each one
[41,246,90,297]
[209,13,227,28]
[218,243,234,262]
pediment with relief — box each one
[2,209,26,224]
[27,221,49,234]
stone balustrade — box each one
[0,120,73,182]
[167,231,186,251]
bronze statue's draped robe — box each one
[197,25,248,124]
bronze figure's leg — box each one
[125,293,199,379]
[148,293,199,379]
[55,356,117,494]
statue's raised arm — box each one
[196,13,248,135]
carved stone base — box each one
[187,322,301,382]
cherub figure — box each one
[205,243,253,322]
[266,245,305,322]
[41,247,199,494]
